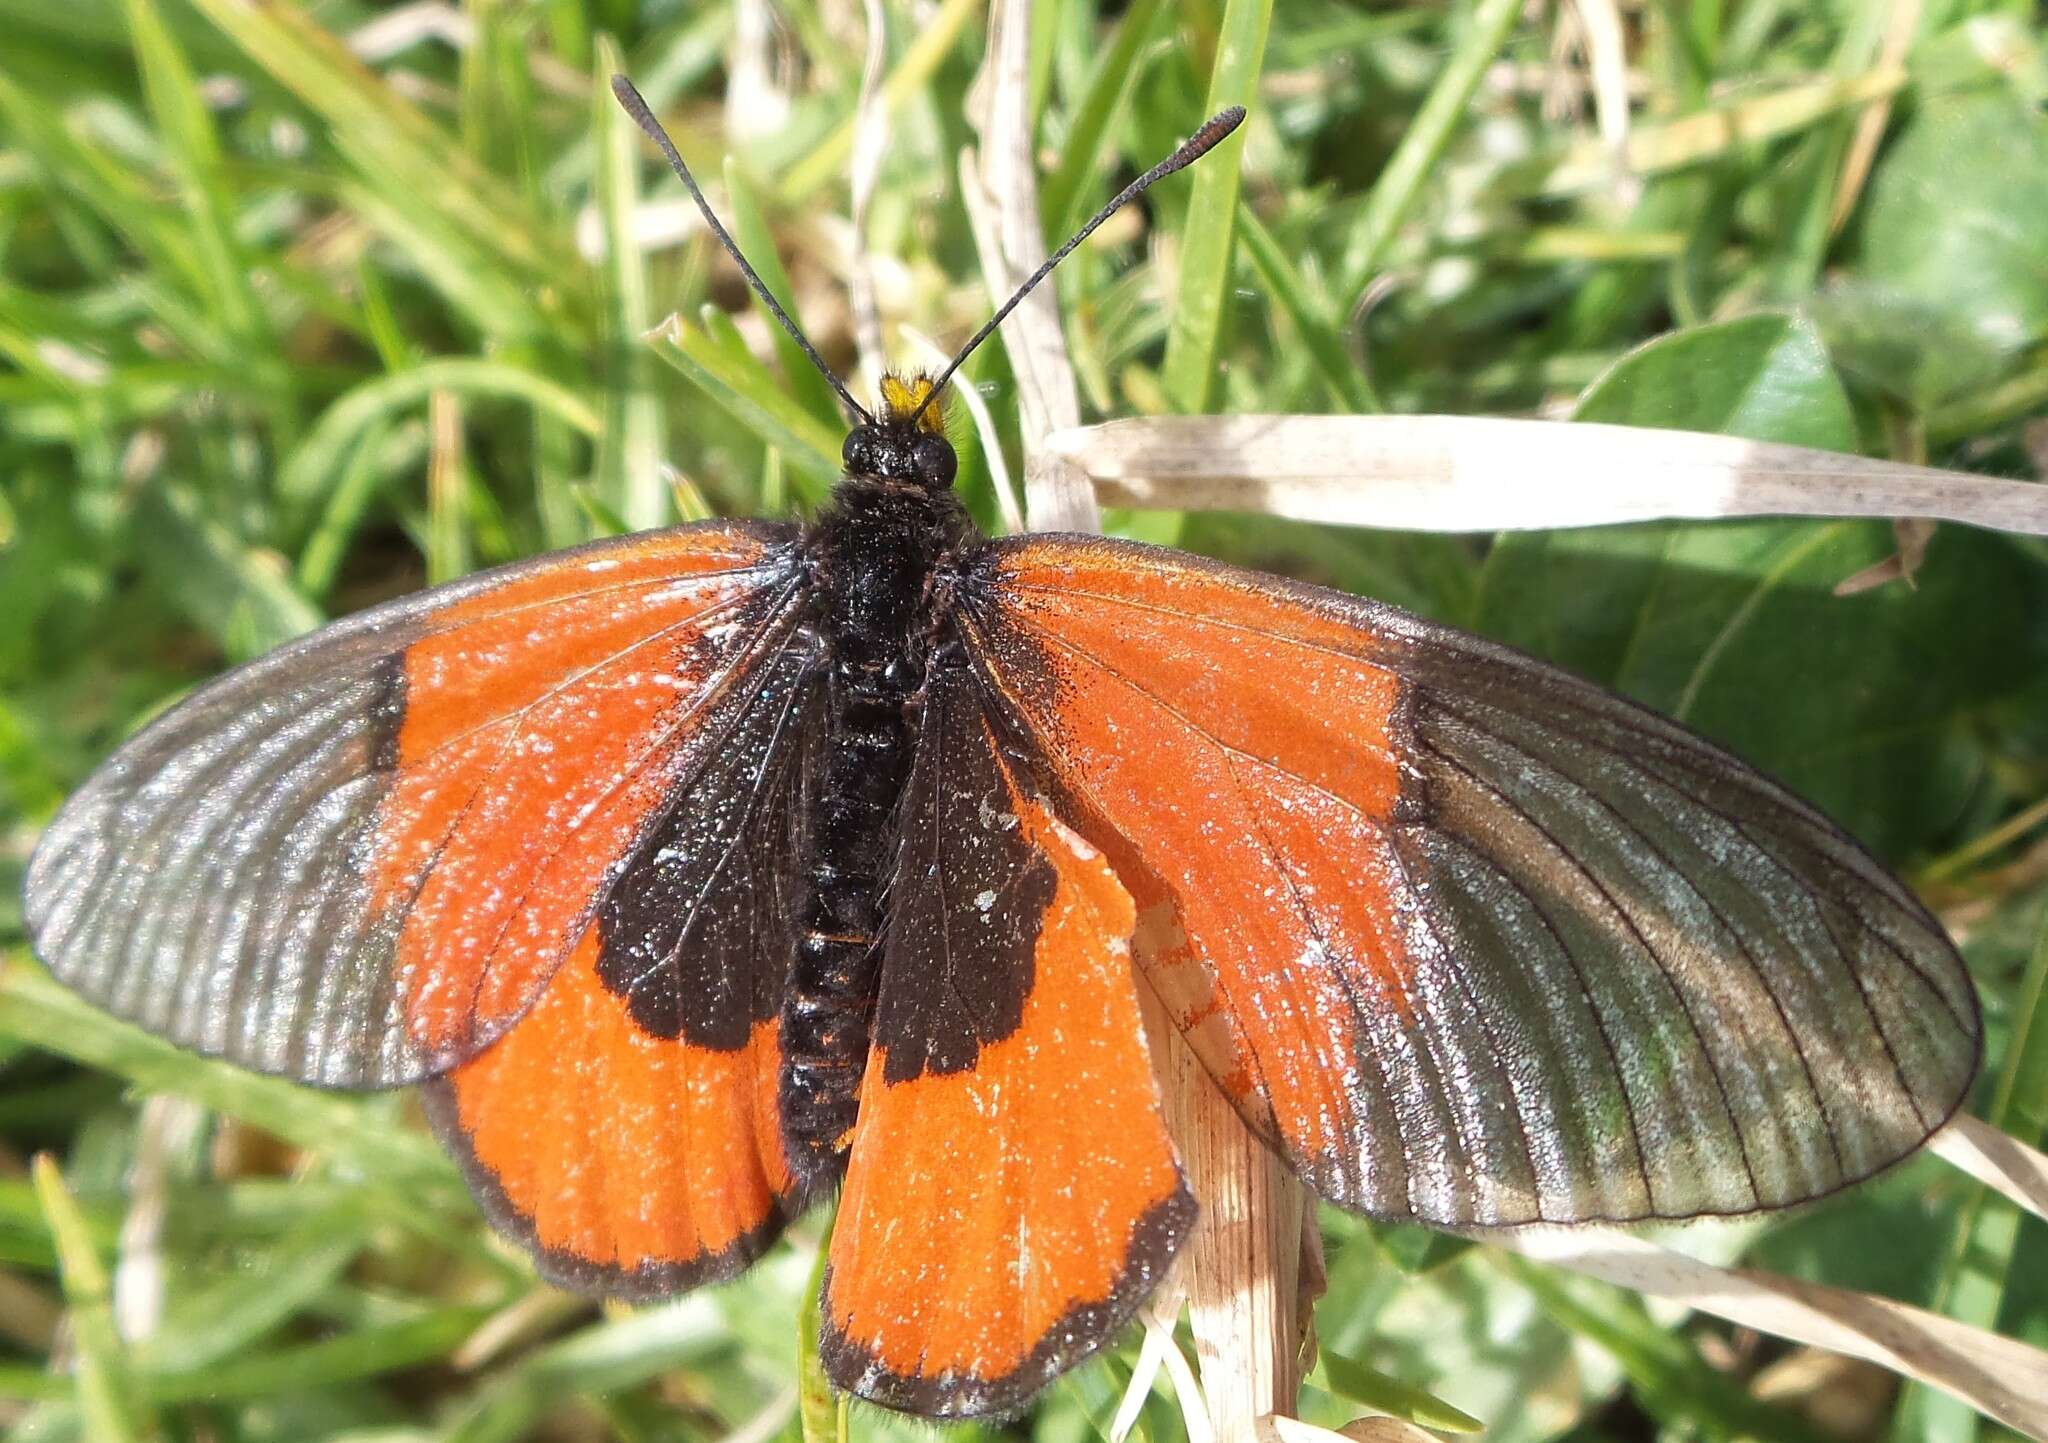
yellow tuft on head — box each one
[878,372,947,434]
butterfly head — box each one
[843,372,957,489]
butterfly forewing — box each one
[24,520,803,1089]
[953,534,1980,1227]
[424,626,825,1295]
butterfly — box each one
[23,78,1980,1420]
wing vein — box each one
[1410,783,1660,1216]
[1427,702,1768,1208]
[1436,693,1847,1184]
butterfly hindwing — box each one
[821,643,1194,1417]
[25,520,803,1089]
[955,534,1980,1227]
[423,633,825,1294]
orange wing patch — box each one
[424,930,794,1294]
[371,527,800,1066]
[821,658,1192,1416]
[421,609,823,1294]
[960,537,1439,1218]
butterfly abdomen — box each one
[782,473,974,1181]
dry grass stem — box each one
[1830,0,1924,233]
[965,0,1094,531]
[845,0,889,385]
[1929,1114,2048,1224]
[113,1096,201,1345]
[1148,995,1305,1443]
[1470,1219,2048,1433]
[1048,414,2048,536]
[1566,0,1636,205]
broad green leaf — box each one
[1476,314,2046,854]
[1860,92,2048,358]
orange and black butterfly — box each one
[23,79,1979,1420]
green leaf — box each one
[647,311,842,500]
[775,0,981,204]
[1510,1260,1836,1443]
[1860,92,2048,357]
[797,1228,841,1443]
[280,359,601,528]
[724,158,847,435]
[120,0,271,358]
[1898,909,2048,1443]
[1572,312,1856,449]
[139,1211,373,1374]
[519,1301,729,1394]
[1040,0,1169,240]
[183,0,578,315]
[149,1307,492,1403]
[1476,315,2046,854]
[140,482,323,657]
[1235,202,1377,413]
[1336,0,1526,307]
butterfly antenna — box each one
[908,105,1247,428]
[611,75,873,426]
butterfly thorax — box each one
[781,384,978,1184]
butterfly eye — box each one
[843,428,879,475]
[911,433,957,489]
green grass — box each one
[3,2,2047,1440]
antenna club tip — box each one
[1185,105,1247,157]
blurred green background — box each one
[2,1,2047,1440]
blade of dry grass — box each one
[1528,65,1908,196]
[1046,414,2048,535]
[1930,1113,2048,1224]
[963,0,1093,532]
[1470,1220,2048,1435]
[1144,990,1305,1443]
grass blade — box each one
[1903,918,2048,1443]
[1335,0,1525,308]
[1159,0,1272,414]
[0,963,457,1195]
[646,311,842,499]
[280,359,601,527]
[32,1156,159,1443]
[120,0,270,358]
[592,34,669,532]
[1040,0,1169,239]
[1046,414,2048,535]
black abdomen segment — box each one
[781,686,914,1175]
[781,476,961,1183]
